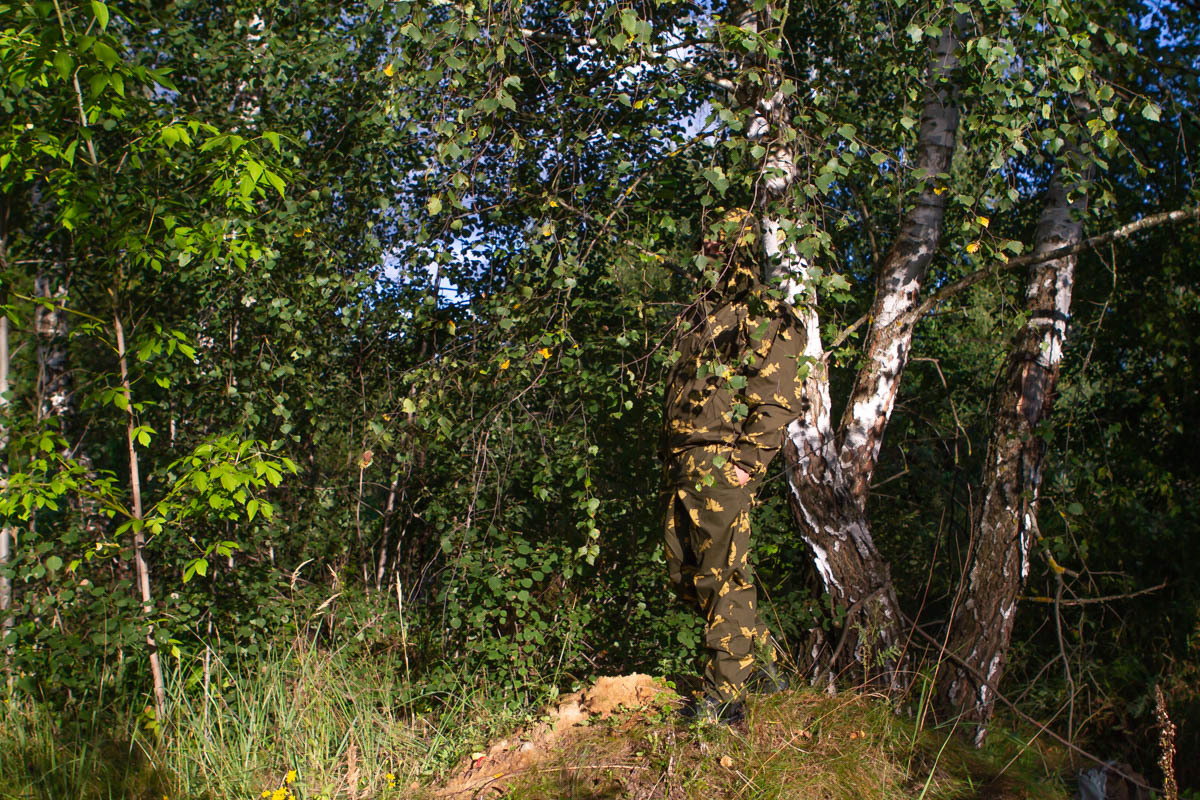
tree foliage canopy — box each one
[1,0,1197,784]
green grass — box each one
[0,639,529,800]
[499,689,1072,800]
[1,646,1072,800]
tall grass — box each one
[1,639,526,800]
[1,638,1074,800]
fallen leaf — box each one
[719,755,734,769]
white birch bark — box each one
[837,16,968,508]
[727,4,969,684]
[939,140,1094,742]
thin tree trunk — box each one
[32,275,103,539]
[34,274,70,422]
[938,134,1094,743]
[114,310,167,723]
[0,312,14,692]
[374,471,401,592]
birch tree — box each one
[938,103,1097,739]
[731,4,968,686]
[385,0,1189,692]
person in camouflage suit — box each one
[661,209,807,720]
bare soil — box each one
[436,674,673,798]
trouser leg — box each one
[664,456,770,703]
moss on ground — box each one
[492,688,1071,800]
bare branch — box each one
[907,206,1199,325]
[1022,581,1168,606]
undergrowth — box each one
[498,689,1071,800]
[1,642,1073,800]
[0,639,532,800]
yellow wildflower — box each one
[537,347,551,359]
[500,359,510,370]
[285,770,296,785]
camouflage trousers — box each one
[663,447,773,702]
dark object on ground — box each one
[1074,762,1150,800]
[749,661,788,696]
[678,695,746,725]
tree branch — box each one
[907,206,1199,326]
[1022,581,1168,606]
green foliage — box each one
[0,0,1197,789]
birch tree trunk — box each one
[937,138,1094,742]
[733,5,966,686]
[837,17,966,508]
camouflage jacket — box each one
[661,259,808,479]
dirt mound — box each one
[436,674,674,798]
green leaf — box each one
[246,499,259,521]
[263,131,281,152]
[91,1,110,30]
[1142,103,1161,122]
[428,195,443,215]
[46,555,64,572]
[93,41,119,71]
[53,50,74,80]
[89,71,109,97]
[137,429,151,447]
[264,170,285,198]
